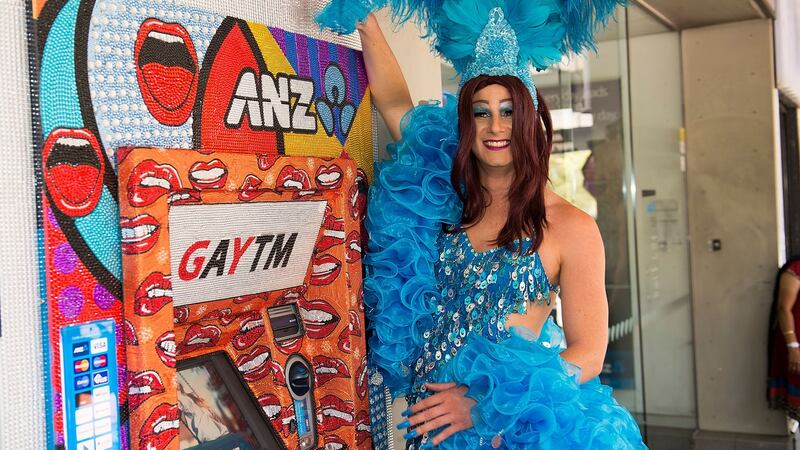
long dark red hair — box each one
[451,74,553,253]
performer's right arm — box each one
[357,13,413,141]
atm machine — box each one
[16,0,377,449]
[119,148,370,450]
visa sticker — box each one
[90,338,108,355]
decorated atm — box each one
[31,0,375,449]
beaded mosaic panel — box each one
[32,0,373,447]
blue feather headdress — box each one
[316,0,624,103]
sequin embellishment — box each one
[408,229,557,400]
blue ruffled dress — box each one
[364,97,646,449]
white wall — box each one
[0,1,46,448]
[373,10,442,162]
[683,18,785,435]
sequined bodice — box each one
[410,229,558,396]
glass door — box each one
[538,5,698,446]
[537,4,645,417]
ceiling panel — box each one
[639,0,771,29]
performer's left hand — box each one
[402,382,476,447]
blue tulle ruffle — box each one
[437,318,646,449]
[363,97,462,397]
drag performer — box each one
[317,1,647,448]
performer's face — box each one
[471,84,514,172]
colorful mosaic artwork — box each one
[119,148,370,450]
[33,0,373,447]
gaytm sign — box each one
[169,201,326,306]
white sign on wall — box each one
[777,0,800,103]
[169,201,326,306]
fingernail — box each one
[396,420,410,430]
[403,430,418,440]
[401,408,412,417]
[422,443,433,449]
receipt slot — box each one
[285,355,317,450]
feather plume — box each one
[316,0,623,74]
[315,0,444,35]
[559,0,625,55]
[317,0,623,59]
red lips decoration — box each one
[155,331,176,368]
[356,357,368,400]
[312,355,351,386]
[139,402,179,450]
[236,345,271,382]
[274,337,303,355]
[232,294,263,304]
[257,153,280,170]
[299,298,341,339]
[135,19,198,126]
[346,230,362,263]
[120,213,161,254]
[134,272,171,317]
[238,173,269,202]
[127,159,181,207]
[124,319,139,346]
[128,370,166,412]
[276,165,314,196]
[272,404,297,438]
[338,310,363,354]
[178,324,222,354]
[317,394,354,432]
[355,410,371,445]
[310,253,342,286]
[258,393,281,420]
[43,128,105,218]
[349,169,368,220]
[231,311,265,351]
[267,359,286,386]
[173,306,189,324]
[168,188,202,206]
[317,205,345,253]
[202,307,235,326]
[323,435,348,450]
[315,163,343,190]
[189,159,228,190]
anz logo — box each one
[225,63,356,138]
[225,68,317,133]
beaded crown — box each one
[460,7,538,106]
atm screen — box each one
[177,352,284,450]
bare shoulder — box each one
[544,191,602,244]
[540,191,605,284]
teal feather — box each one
[314,0,379,34]
[315,0,444,35]
[316,0,623,69]
[559,0,626,55]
